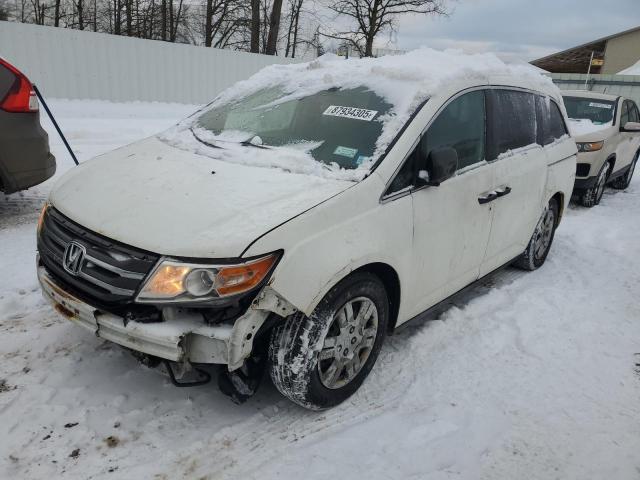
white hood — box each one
[568,119,614,141]
[50,136,353,258]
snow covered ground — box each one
[1,99,640,479]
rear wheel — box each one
[610,154,637,190]
[580,162,610,207]
[268,272,388,410]
[514,198,558,271]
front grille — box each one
[576,163,591,177]
[38,208,159,307]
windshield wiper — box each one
[239,140,270,149]
[191,128,271,150]
[190,128,223,149]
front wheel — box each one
[580,162,609,207]
[268,272,388,410]
[514,198,558,271]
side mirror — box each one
[621,121,640,132]
[418,147,458,186]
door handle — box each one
[478,186,511,204]
[478,192,498,204]
[495,186,512,198]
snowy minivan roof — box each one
[163,48,560,181]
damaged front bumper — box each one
[37,266,291,370]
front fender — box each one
[245,174,414,319]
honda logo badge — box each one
[63,241,86,276]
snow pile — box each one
[161,48,556,181]
[618,59,640,75]
[568,118,612,136]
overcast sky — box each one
[390,0,640,61]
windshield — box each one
[194,86,393,170]
[563,96,616,125]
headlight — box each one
[136,253,279,303]
[576,141,604,152]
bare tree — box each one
[1,0,317,58]
[76,0,84,29]
[264,0,282,54]
[201,0,247,48]
[124,0,132,35]
[327,0,447,57]
[53,0,62,26]
[284,0,302,57]
[0,0,8,20]
[249,0,260,52]
[168,0,183,41]
[28,0,49,24]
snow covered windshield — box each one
[160,49,558,181]
[563,96,615,125]
[194,86,392,170]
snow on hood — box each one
[618,59,640,75]
[568,118,612,137]
[160,48,556,181]
[50,137,353,258]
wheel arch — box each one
[606,153,616,174]
[351,263,401,334]
[550,191,565,226]
[256,261,403,339]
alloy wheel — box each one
[533,207,555,261]
[318,296,379,389]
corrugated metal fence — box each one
[549,73,640,106]
[0,21,300,104]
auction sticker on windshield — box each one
[588,102,613,109]
[323,106,378,121]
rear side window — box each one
[535,96,551,145]
[548,101,568,140]
[536,96,568,145]
[421,89,486,171]
[627,101,640,123]
[487,90,536,160]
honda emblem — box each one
[63,241,86,276]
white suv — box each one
[562,91,640,207]
[36,51,576,410]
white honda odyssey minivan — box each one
[37,50,576,410]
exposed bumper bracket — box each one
[163,360,211,387]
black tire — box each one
[610,153,637,190]
[514,198,559,271]
[580,162,610,207]
[268,272,388,410]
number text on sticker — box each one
[588,102,613,109]
[323,106,378,121]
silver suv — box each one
[563,91,640,207]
